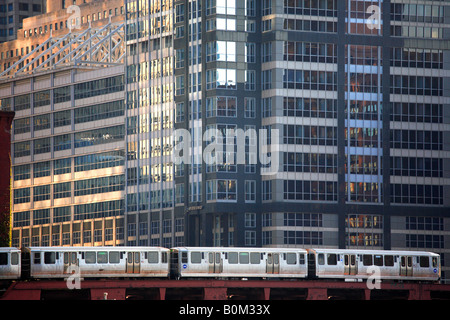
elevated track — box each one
[1,279,450,300]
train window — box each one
[85,252,96,264]
[148,251,159,263]
[162,252,168,263]
[109,252,120,264]
[363,255,372,266]
[384,255,394,267]
[327,254,337,265]
[181,252,187,263]
[44,252,56,264]
[33,252,41,264]
[420,256,430,268]
[318,254,325,265]
[286,253,297,265]
[239,252,249,264]
[135,252,140,264]
[299,254,305,265]
[228,252,238,264]
[250,252,261,264]
[11,253,19,265]
[191,252,202,264]
[374,255,383,266]
[432,257,438,268]
[97,252,108,264]
[0,253,7,265]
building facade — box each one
[0,0,127,248]
[1,0,449,282]
[0,0,124,74]
[125,0,450,279]
[0,0,44,43]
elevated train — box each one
[0,246,441,283]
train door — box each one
[63,252,78,274]
[344,254,358,276]
[266,253,280,274]
[400,256,413,277]
[126,252,141,274]
[170,249,180,279]
[208,252,222,274]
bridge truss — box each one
[0,20,125,80]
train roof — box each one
[24,246,169,252]
[309,248,440,257]
[0,247,20,252]
[171,247,308,253]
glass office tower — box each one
[124,0,450,280]
[125,0,178,247]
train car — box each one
[0,248,21,280]
[170,247,308,279]
[25,247,170,279]
[308,248,440,282]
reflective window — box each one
[318,253,325,265]
[11,253,19,265]
[346,0,382,35]
[54,86,71,104]
[0,253,7,265]
[74,125,124,148]
[206,69,236,90]
[33,137,51,155]
[385,255,394,267]
[74,75,124,100]
[239,252,249,264]
[85,252,96,264]
[327,254,337,265]
[363,255,373,266]
[250,252,261,264]
[109,252,120,264]
[44,252,56,264]
[228,252,238,264]
[97,252,108,264]
[191,252,202,264]
[14,118,30,134]
[13,164,30,181]
[286,253,297,265]
[146,252,157,264]
[374,255,383,266]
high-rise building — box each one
[0,0,124,74]
[1,0,449,283]
[0,0,45,43]
[0,0,127,247]
[125,0,450,281]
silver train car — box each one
[170,247,308,279]
[0,248,21,280]
[0,246,442,283]
[309,248,441,282]
[22,247,170,279]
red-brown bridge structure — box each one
[1,279,450,300]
